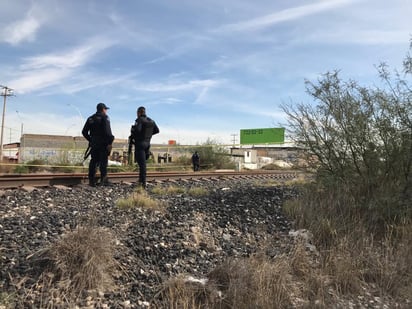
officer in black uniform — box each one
[129,106,159,188]
[82,102,114,186]
[192,151,200,171]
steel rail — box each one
[0,170,300,189]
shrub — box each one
[282,43,412,231]
[25,159,47,173]
[13,164,29,174]
[281,41,412,304]
[189,139,234,170]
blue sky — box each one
[1,0,411,145]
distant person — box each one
[82,102,114,186]
[192,151,200,171]
[129,106,159,189]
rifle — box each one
[83,144,91,162]
[127,135,134,165]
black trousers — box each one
[193,163,200,171]
[89,146,108,181]
[135,142,150,185]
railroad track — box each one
[0,170,300,189]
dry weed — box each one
[29,226,118,306]
[152,185,208,197]
[208,256,293,309]
[117,187,166,211]
[290,240,312,278]
[152,185,185,195]
[155,275,221,309]
[157,255,295,309]
[187,187,208,196]
[323,237,363,295]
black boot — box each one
[100,176,113,186]
[88,177,96,187]
[135,181,146,190]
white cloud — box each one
[301,29,411,45]
[2,15,41,45]
[194,87,210,104]
[217,0,355,33]
[7,37,116,94]
[22,37,115,70]
[9,112,82,138]
[163,98,183,104]
[8,68,72,94]
[58,72,137,95]
[133,79,221,92]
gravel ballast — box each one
[0,179,407,308]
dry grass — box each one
[29,226,118,306]
[157,180,412,308]
[283,183,412,304]
[157,254,298,309]
[152,185,209,197]
[187,187,208,196]
[0,291,15,308]
[171,231,411,308]
[116,187,166,211]
[152,185,185,195]
[155,275,222,309]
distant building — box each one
[3,142,19,162]
[230,144,303,169]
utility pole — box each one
[0,85,14,161]
[231,133,238,147]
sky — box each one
[1,0,411,145]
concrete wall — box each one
[19,134,128,164]
[18,134,187,165]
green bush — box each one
[13,164,29,174]
[25,159,47,173]
[281,42,412,303]
[189,138,234,170]
[282,42,412,232]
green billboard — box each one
[240,127,285,144]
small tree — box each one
[190,138,234,170]
[283,43,412,226]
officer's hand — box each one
[107,144,112,155]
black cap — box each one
[96,102,109,111]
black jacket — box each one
[130,115,159,146]
[82,111,114,147]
